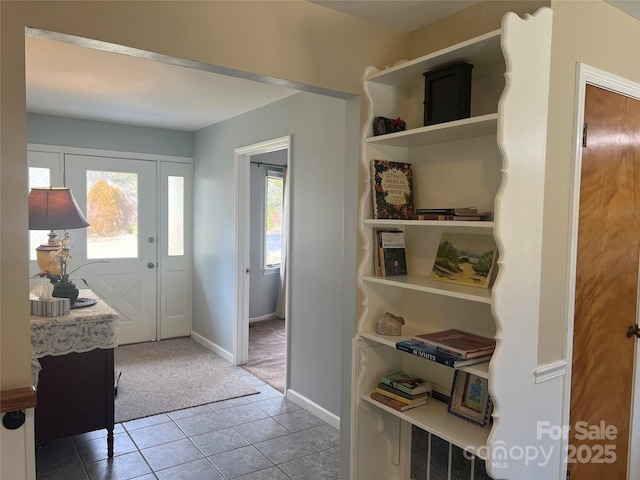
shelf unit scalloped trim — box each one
[361,393,490,452]
[361,274,492,304]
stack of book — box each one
[370,371,432,412]
[396,329,495,368]
[414,207,491,221]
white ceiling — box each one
[311,0,480,31]
[25,1,639,132]
[25,36,301,132]
[25,1,482,132]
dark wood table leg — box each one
[105,349,115,458]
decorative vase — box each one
[52,281,79,305]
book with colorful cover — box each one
[380,371,431,396]
[371,160,414,219]
[378,230,407,277]
[396,340,492,367]
[409,329,495,359]
[370,392,426,412]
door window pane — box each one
[29,167,51,260]
[86,170,138,259]
[264,172,283,269]
[168,176,184,256]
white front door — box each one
[65,154,158,344]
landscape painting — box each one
[431,233,497,288]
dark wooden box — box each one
[423,62,473,126]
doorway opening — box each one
[565,64,640,480]
[234,136,290,394]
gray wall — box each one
[27,113,194,157]
[249,163,280,319]
[193,91,352,416]
[249,155,285,319]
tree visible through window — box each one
[265,171,283,269]
[86,170,138,259]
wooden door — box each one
[570,84,640,479]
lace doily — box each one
[31,289,119,385]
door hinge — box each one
[582,123,588,148]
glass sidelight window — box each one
[167,175,184,256]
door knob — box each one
[626,324,640,338]
[147,262,155,269]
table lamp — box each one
[28,187,90,303]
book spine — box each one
[373,229,381,276]
[377,382,429,399]
[379,378,419,396]
[415,208,458,215]
[375,388,415,405]
[396,342,460,367]
[407,340,465,358]
[370,392,419,412]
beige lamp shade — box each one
[28,187,89,274]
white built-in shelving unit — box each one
[351,8,554,480]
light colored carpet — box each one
[114,337,258,423]
[242,317,285,393]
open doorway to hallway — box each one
[235,141,290,393]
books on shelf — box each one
[416,207,480,216]
[410,329,495,359]
[373,229,407,277]
[414,207,491,222]
[380,371,431,396]
[375,383,429,406]
[370,392,426,412]
[371,160,414,219]
[396,340,492,367]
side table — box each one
[31,289,119,457]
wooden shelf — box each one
[354,10,554,478]
[366,29,503,89]
[361,393,490,452]
[361,274,492,304]
[365,113,498,148]
[363,219,494,230]
[461,360,490,379]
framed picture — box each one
[448,370,492,427]
[431,233,497,288]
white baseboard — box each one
[191,331,234,364]
[286,389,340,430]
[249,313,277,324]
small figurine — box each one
[376,312,405,336]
